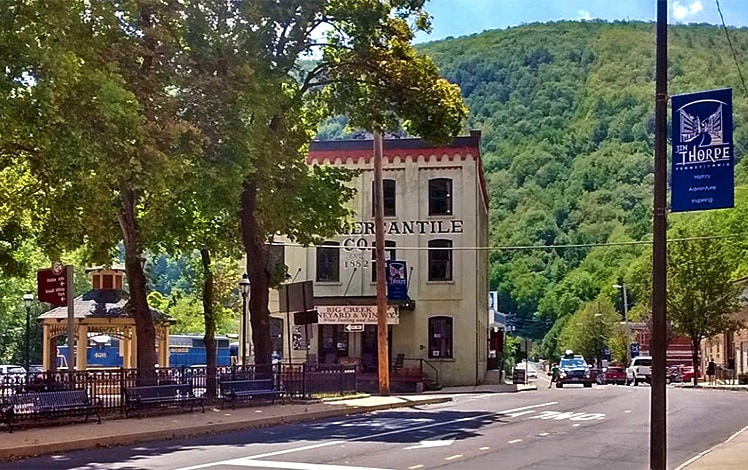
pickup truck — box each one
[626,356,652,386]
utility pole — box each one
[374,130,390,395]
[651,1,668,469]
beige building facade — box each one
[253,131,490,387]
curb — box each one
[0,396,452,462]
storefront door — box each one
[361,325,392,372]
[319,325,348,364]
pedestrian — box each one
[549,363,560,388]
[707,358,716,385]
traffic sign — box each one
[344,324,364,332]
[37,264,70,307]
[630,343,640,358]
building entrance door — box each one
[361,325,392,373]
[319,325,348,364]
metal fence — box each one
[0,363,358,419]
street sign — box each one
[344,324,364,333]
[37,264,69,307]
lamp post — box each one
[613,282,630,364]
[594,313,604,369]
[238,273,251,366]
[23,292,34,372]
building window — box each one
[428,239,453,281]
[316,241,340,282]
[371,241,396,282]
[372,179,397,217]
[429,178,452,216]
[428,316,453,359]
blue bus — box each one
[58,334,234,368]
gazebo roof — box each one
[37,288,175,324]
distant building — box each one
[255,131,490,388]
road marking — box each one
[222,460,393,470]
[508,439,522,444]
[408,465,424,470]
[479,447,490,450]
[444,454,463,461]
[537,432,549,436]
[175,402,559,470]
[405,439,455,450]
[527,411,605,421]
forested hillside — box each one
[318,20,748,355]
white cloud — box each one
[578,10,593,21]
[672,1,704,21]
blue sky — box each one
[415,0,748,43]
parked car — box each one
[626,356,652,385]
[597,366,626,385]
[667,365,699,383]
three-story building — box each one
[258,131,489,387]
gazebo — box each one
[37,265,175,370]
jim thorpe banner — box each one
[671,88,734,212]
[385,260,408,301]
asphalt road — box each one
[6,382,748,470]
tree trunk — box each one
[240,178,272,366]
[200,248,217,398]
[691,338,700,386]
[119,188,157,381]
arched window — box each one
[371,240,396,282]
[316,241,340,282]
[428,239,453,281]
[428,316,453,359]
[429,178,452,215]
[372,179,397,217]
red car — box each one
[666,365,700,383]
[596,366,627,385]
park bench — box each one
[1,389,102,433]
[220,378,283,408]
[124,383,204,417]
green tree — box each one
[228,0,466,364]
[667,230,744,385]
[557,298,618,365]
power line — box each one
[271,233,743,251]
[715,0,748,95]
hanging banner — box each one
[671,88,734,212]
[385,260,408,301]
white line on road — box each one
[174,401,558,470]
[223,460,394,470]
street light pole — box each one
[238,273,251,366]
[614,282,630,364]
[23,293,34,372]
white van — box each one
[626,356,652,386]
